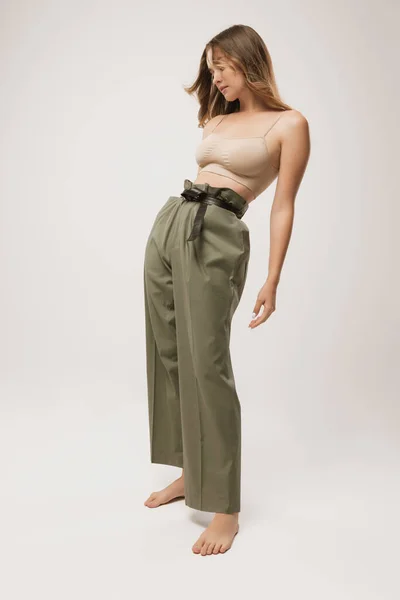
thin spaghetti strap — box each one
[263,112,284,138]
[210,114,227,133]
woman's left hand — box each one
[248,281,277,329]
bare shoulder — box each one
[202,114,223,132]
[206,114,224,126]
[280,108,309,133]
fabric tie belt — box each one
[180,179,248,241]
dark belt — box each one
[180,183,246,241]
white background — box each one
[0,0,398,597]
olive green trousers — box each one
[143,180,250,513]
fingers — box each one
[248,306,274,328]
[248,315,266,328]
[252,298,263,316]
[249,286,277,328]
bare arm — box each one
[249,111,311,329]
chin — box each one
[226,90,237,101]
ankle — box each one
[214,511,239,519]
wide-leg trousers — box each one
[143,180,250,514]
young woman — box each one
[143,24,310,555]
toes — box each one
[220,545,228,553]
[192,537,204,554]
[192,542,203,554]
[206,543,215,555]
[213,543,222,554]
[199,538,211,556]
[144,493,160,507]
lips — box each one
[220,86,228,93]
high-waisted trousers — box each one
[143,179,250,514]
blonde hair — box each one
[183,24,292,128]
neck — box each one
[237,94,268,113]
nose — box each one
[212,72,222,86]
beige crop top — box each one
[195,112,284,199]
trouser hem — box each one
[150,456,183,469]
[184,496,240,515]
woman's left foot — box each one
[192,512,239,555]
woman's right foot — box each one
[144,474,185,508]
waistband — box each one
[180,179,249,242]
[182,179,249,217]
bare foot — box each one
[144,474,185,508]
[192,512,239,555]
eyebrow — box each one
[208,62,224,71]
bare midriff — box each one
[193,172,255,204]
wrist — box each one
[265,275,280,287]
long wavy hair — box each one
[183,24,292,128]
